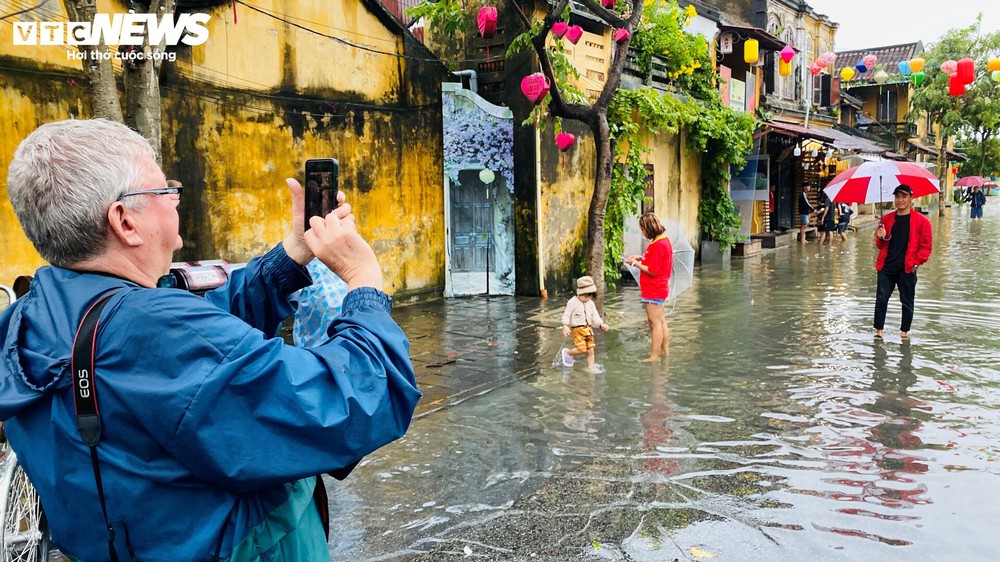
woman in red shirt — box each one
[626,213,673,361]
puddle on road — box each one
[328,213,1000,561]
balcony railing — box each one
[623,48,673,91]
[837,121,917,151]
[832,124,893,151]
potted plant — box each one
[698,194,739,263]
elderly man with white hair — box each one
[0,118,420,561]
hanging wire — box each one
[0,0,60,22]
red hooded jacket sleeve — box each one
[874,212,932,273]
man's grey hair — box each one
[7,118,156,267]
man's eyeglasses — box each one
[116,183,183,202]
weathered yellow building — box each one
[1,0,449,297]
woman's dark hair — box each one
[639,212,665,239]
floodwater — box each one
[328,209,1000,561]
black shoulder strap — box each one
[71,290,138,562]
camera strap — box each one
[72,289,325,558]
[71,289,137,562]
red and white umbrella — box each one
[823,161,941,204]
[954,175,989,187]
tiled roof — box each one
[834,42,924,78]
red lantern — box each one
[951,167,959,175]
[556,132,576,152]
[565,25,583,45]
[601,0,615,7]
[520,73,551,105]
[956,57,975,84]
[477,7,497,39]
[949,73,966,96]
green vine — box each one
[688,97,754,250]
[606,88,689,280]
[604,0,753,266]
[418,0,755,272]
[406,0,475,41]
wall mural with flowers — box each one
[441,83,515,296]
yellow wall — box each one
[537,121,702,292]
[647,131,701,248]
[539,122,595,288]
[560,30,613,101]
[0,0,446,296]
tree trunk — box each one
[979,132,991,177]
[121,0,176,164]
[584,113,613,310]
[123,57,162,162]
[64,0,123,123]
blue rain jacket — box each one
[0,245,421,561]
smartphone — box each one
[304,158,339,228]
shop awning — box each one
[908,140,938,156]
[760,121,836,143]
[822,127,891,153]
[717,24,786,52]
[909,140,968,161]
[946,149,968,161]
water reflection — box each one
[327,211,1000,561]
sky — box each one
[806,0,1000,51]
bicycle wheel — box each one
[0,447,49,562]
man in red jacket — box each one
[874,184,933,339]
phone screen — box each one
[304,158,339,228]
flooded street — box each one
[327,210,1000,561]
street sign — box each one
[720,32,733,54]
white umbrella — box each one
[624,220,694,302]
[664,221,694,301]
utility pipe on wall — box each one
[452,70,478,94]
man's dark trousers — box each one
[874,270,917,332]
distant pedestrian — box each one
[967,185,986,220]
[768,185,778,231]
[817,191,835,244]
[836,202,853,241]
[798,185,817,243]
[560,275,609,373]
[874,185,933,340]
[626,212,673,362]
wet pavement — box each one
[325,208,1000,561]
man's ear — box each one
[107,202,144,247]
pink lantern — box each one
[565,25,583,45]
[556,132,576,152]
[948,73,965,96]
[780,45,795,64]
[477,6,497,39]
[613,28,630,43]
[941,60,958,74]
[809,62,822,75]
[862,54,877,71]
[552,21,568,38]
[601,0,614,7]
[956,57,975,84]
[520,73,551,105]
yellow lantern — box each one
[909,57,926,73]
[839,66,856,81]
[744,39,759,64]
[989,58,1000,72]
[779,58,792,77]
